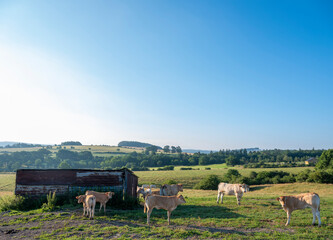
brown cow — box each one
[85,190,115,213]
[76,194,96,219]
[276,192,321,226]
[144,195,186,225]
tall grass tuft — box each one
[0,195,25,211]
[41,191,57,211]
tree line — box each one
[0,148,330,172]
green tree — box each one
[163,145,170,153]
[316,149,333,169]
[176,146,182,154]
[171,146,176,153]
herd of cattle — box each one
[75,183,321,227]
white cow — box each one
[217,183,249,205]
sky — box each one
[0,0,332,150]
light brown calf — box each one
[160,184,183,196]
[277,192,321,226]
[85,190,115,213]
[76,194,96,219]
[144,195,186,225]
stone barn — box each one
[15,168,138,198]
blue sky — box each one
[0,0,332,150]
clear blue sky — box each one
[0,0,332,150]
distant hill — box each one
[0,142,18,147]
[183,148,261,154]
[183,149,218,154]
[0,141,47,148]
[118,141,162,149]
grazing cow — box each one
[160,184,183,196]
[217,183,249,205]
[144,195,186,225]
[76,194,96,219]
[85,190,115,213]
[276,192,321,226]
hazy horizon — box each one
[1,1,332,150]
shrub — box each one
[296,169,312,182]
[194,175,221,190]
[180,167,193,170]
[308,170,333,183]
[0,195,25,211]
[157,165,174,171]
[163,179,177,185]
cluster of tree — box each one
[162,145,182,154]
[118,141,161,149]
[60,141,82,146]
[0,143,44,148]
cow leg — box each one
[99,203,103,212]
[104,203,106,213]
[147,208,153,226]
[217,191,220,204]
[235,194,240,205]
[316,210,321,227]
[82,205,86,216]
[92,203,95,219]
[167,210,171,225]
[220,193,224,204]
[312,208,316,225]
[285,211,291,226]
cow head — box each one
[239,184,249,193]
[76,195,86,204]
[106,192,115,199]
[177,195,186,204]
[277,196,287,208]
[178,184,184,192]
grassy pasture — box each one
[136,166,315,188]
[0,173,15,197]
[0,183,332,239]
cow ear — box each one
[276,197,280,201]
[76,196,79,199]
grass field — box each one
[0,145,143,158]
[0,173,16,197]
[0,182,332,239]
[136,166,315,188]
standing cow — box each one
[217,183,249,205]
[276,192,321,226]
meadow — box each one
[1,169,332,239]
[136,166,315,188]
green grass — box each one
[0,183,332,239]
[135,166,315,188]
[0,173,15,196]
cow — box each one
[144,195,186,225]
[217,183,249,205]
[276,192,321,226]
[85,190,115,213]
[137,186,152,199]
[160,184,183,196]
[76,194,96,219]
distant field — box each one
[136,166,315,188]
[0,173,15,196]
[0,145,143,157]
